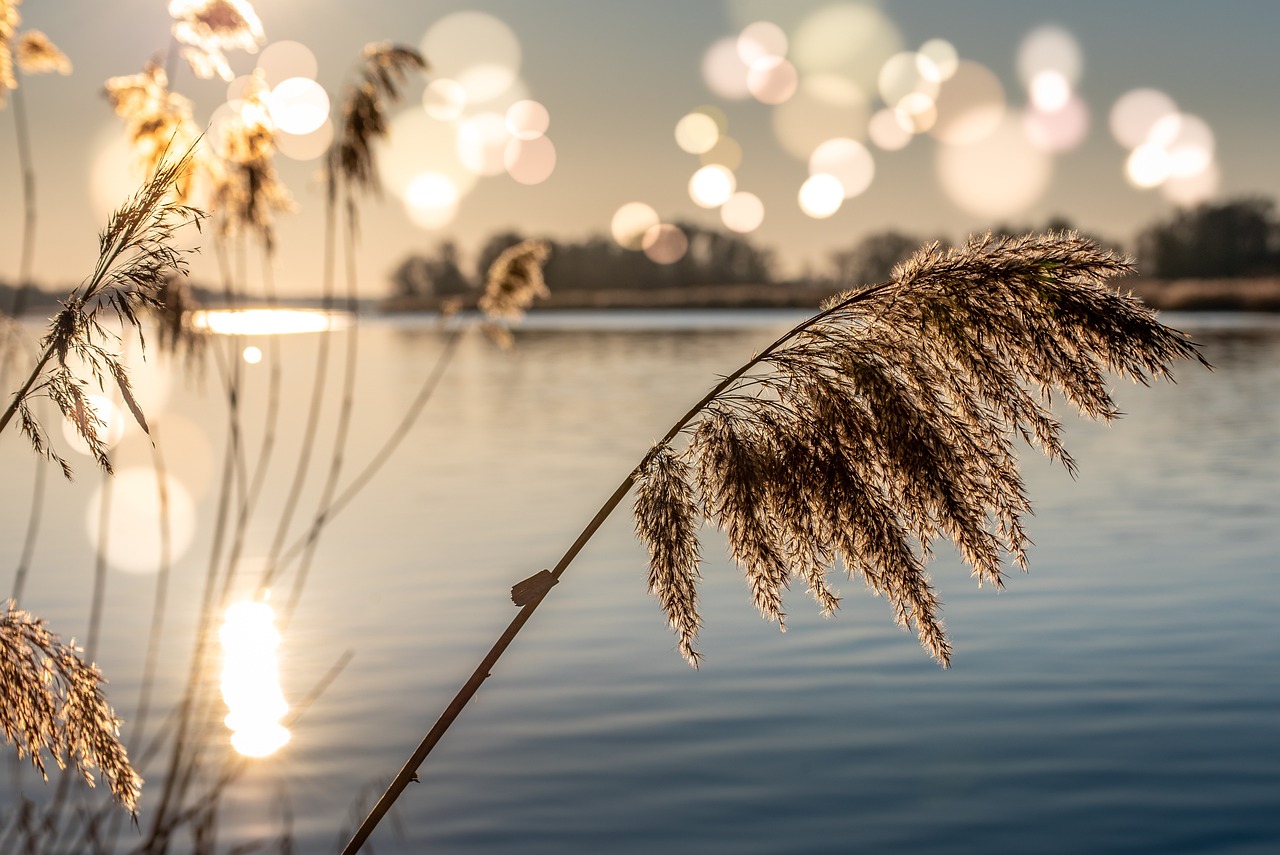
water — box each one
[2,310,1277,853]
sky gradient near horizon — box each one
[3,0,1279,295]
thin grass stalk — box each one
[262,199,339,576]
[337,284,893,853]
[7,82,36,318]
[276,194,360,622]
[267,323,464,616]
[9,447,46,605]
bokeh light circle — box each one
[256,40,318,87]
[1109,88,1178,149]
[268,77,330,135]
[642,224,689,264]
[936,116,1052,218]
[276,118,334,161]
[506,99,550,140]
[809,138,874,198]
[612,202,660,250]
[87,469,197,574]
[799,174,844,219]
[772,74,869,161]
[917,38,958,82]
[689,164,736,208]
[456,112,512,176]
[737,21,788,65]
[404,172,460,229]
[675,111,721,154]
[702,36,751,100]
[791,4,902,91]
[423,78,468,121]
[420,12,521,104]
[504,135,556,184]
[1023,96,1089,153]
[929,60,1006,146]
[1017,25,1083,86]
[700,135,743,170]
[721,191,765,233]
[869,107,913,151]
[747,56,799,105]
[376,109,477,201]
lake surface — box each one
[2,310,1277,853]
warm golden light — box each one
[675,111,721,154]
[504,135,556,185]
[242,345,263,364]
[191,309,350,336]
[688,164,736,208]
[423,78,468,121]
[809,138,874,199]
[737,21,787,66]
[771,74,869,161]
[267,77,329,135]
[798,173,844,218]
[642,224,688,264]
[720,191,765,233]
[747,56,799,105]
[62,394,126,454]
[421,12,522,104]
[87,469,197,574]
[506,99,550,140]
[611,202,660,250]
[220,600,290,758]
[936,117,1052,217]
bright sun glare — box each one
[220,599,290,758]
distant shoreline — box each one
[379,276,1280,314]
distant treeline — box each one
[391,196,1280,300]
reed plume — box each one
[168,0,264,82]
[208,70,293,250]
[633,231,1207,666]
[328,42,427,203]
[0,604,142,813]
[104,62,201,200]
[342,230,1208,853]
[0,145,205,476]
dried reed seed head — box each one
[0,605,142,813]
[209,71,294,245]
[632,231,1203,668]
[104,62,203,199]
[169,0,264,81]
[634,445,704,665]
[329,43,427,199]
[0,0,19,102]
[15,29,69,75]
[478,239,552,322]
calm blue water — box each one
[2,311,1277,853]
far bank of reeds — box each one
[378,275,1280,314]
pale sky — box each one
[3,0,1278,295]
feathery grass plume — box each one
[477,238,552,346]
[104,61,201,200]
[0,144,205,476]
[340,232,1208,852]
[634,445,704,666]
[0,0,17,104]
[0,604,142,813]
[168,0,264,82]
[151,272,206,359]
[633,231,1207,666]
[328,42,427,202]
[15,29,70,75]
[209,70,293,249]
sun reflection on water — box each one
[190,308,351,336]
[220,599,290,758]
